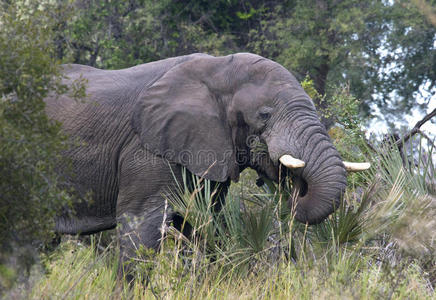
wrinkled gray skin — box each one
[45,53,346,266]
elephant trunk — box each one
[289,125,347,225]
[266,110,347,224]
[291,144,347,224]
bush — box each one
[30,138,435,298]
[0,2,77,292]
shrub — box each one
[0,2,80,292]
[31,138,435,298]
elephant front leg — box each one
[115,140,183,278]
[116,201,173,277]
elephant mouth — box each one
[278,165,307,198]
[285,167,339,225]
[293,176,308,198]
[277,153,370,224]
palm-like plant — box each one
[163,137,435,282]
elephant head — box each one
[133,53,369,225]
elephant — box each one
[44,53,369,267]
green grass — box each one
[29,138,435,299]
[31,239,433,299]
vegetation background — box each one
[0,0,435,298]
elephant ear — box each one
[132,60,237,182]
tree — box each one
[245,0,435,128]
[53,0,238,69]
[0,2,77,291]
[375,0,435,118]
[54,0,435,129]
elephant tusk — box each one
[279,155,305,168]
[343,162,371,172]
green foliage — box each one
[377,0,436,113]
[34,240,434,298]
[45,0,435,124]
[51,0,237,69]
[246,1,387,107]
[322,86,362,132]
[301,77,368,171]
[300,75,321,100]
[166,169,284,269]
[325,87,369,161]
[30,139,435,298]
[1,0,434,297]
[246,1,434,123]
[0,2,75,292]
[32,238,120,299]
[364,138,436,255]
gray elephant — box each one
[45,53,369,266]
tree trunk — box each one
[313,61,334,130]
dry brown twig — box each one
[394,107,436,147]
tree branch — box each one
[416,129,436,149]
[395,107,436,146]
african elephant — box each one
[44,53,369,266]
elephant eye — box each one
[258,107,273,121]
[259,112,270,120]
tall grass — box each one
[30,138,435,299]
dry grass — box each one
[29,139,436,299]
